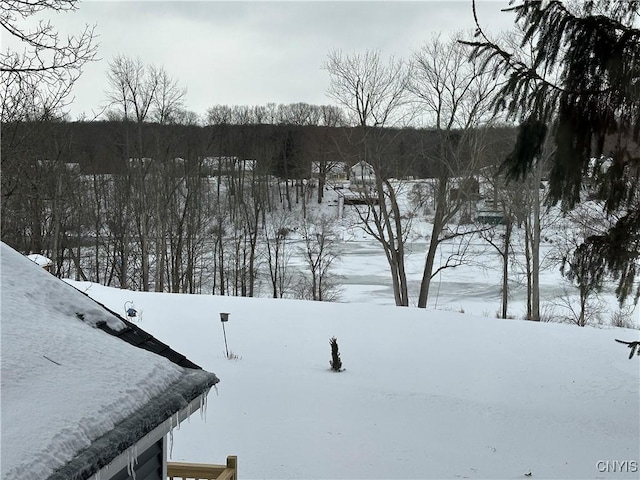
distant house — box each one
[202,156,256,176]
[475,198,506,225]
[65,162,81,173]
[449,177,481,203]
[127,157,154,169]
[349,160,376,191]
[475,209,506,225]
[311,161,348,182]
[36,160,80,172]
[127,157,189,172]
[1,243,233,480]
[27,253,53,272]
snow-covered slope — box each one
[70,280,640,479]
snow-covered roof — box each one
[0,243,219,480]
[27,253,53,268]
[351,160,374,170]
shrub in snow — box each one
[610,306,638,330]
[329,336,343,372]
[226,350,242,360]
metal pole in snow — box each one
[220,312,230,358]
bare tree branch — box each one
[1,0,97,121]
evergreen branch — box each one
[615,339,640,359]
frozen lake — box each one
[328,236,583,319]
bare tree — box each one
[484,219,513,319]
[206,104,233,125]
[231,105,253,125]
[105,55,158,123]
[104,56,188,291]
[1,1,96,256]
[408,34,501,308]
[498,29,560,321]
[239,182,266,297]
[319,104,347,127]
[350,178,417,307]
[173,108,200,126]
[105,56,156,290]
[1,0,97,121]
[264,102,279,124]
[263,209,294,298]
[152,67,186,124]
[298,213,341,301]
[277,102,321,126]
[104,173,134,289]
[324,49,413,306]
[325,49,408,128]
[553,201,619,327]
[308,127,345,204]
[477,167,520,319]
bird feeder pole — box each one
[220,312,230,358]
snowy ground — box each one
[67,246,640,479]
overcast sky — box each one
[11,1,519,120]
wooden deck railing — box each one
[167,455,237,480]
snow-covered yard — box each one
[68,274,639,479]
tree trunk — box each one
[140,220,150,292]
[317,169,326,203]
[374,177,409,307]
[390,195,409,306]
[418,179,447,308]
[154,190,165,292]
[387,253,403,306]
[501,219,512,319]
[524,217,532,318]
[579,291,587,327]
[120,237,129,289]
[531,164,542,321]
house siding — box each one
[109,440,163,480]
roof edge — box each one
[95,393,206,480]
[64,280,204,370]
[46,370,219,480]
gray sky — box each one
[14,1,518,120]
